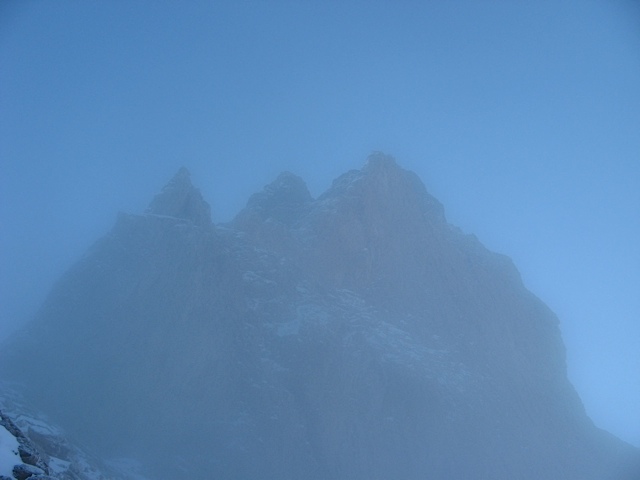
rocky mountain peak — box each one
[362,150,399,172]
[318,153,445,222]
[2,156,638,480]
[313,155,446,247]
[253,171,312,210]
[235,171,312,227]
[145,167,212,227]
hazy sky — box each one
[1,1,639,447]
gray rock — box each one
[0,411,25,440]
[17,444,48,474]
[12,464,44,480]
[0,396,128,479]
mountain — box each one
[1,154,638,479]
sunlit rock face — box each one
[1,154,638,480]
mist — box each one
[1,1,639,475]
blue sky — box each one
[1,1,639,446]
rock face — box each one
[1,154,638,479]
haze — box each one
[1,0,639,450]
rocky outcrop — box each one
[145,166,213,228]
[1,411,50,479]
[1,154,638,479]
[236,171,313,226]
[0,387,150,480]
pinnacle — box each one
[145,167,212,227]
[363,151,398,171]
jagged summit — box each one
[362,150,399,171]
[235,171,312,226]
[317,153,445,223]
[145,167,212,227]
[1,156,638,480]
[263,171,312,202]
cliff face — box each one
[1,154,638,479]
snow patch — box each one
[49,456,72,474]
[0,423,20,477]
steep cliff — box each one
[1,154,638,479]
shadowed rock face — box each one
[1,154,638,480]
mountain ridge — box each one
[1,153,638,479]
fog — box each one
[1,0,639,461]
